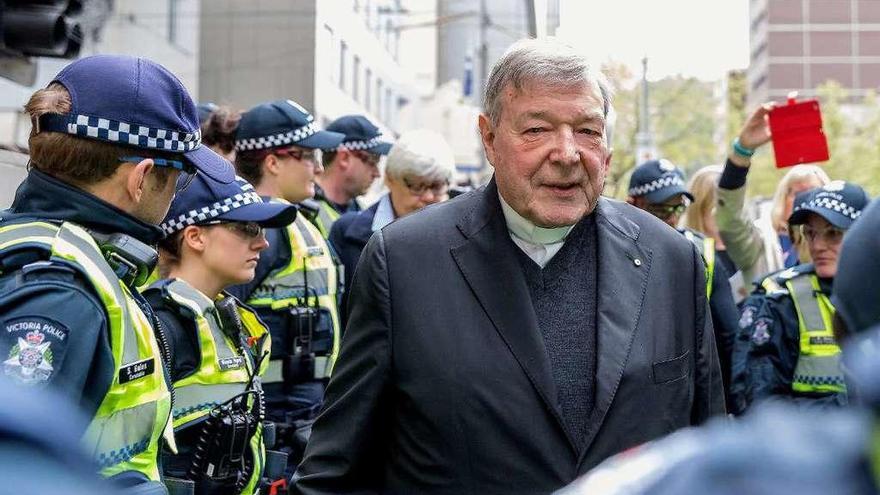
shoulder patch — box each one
[2,316,69,385]
[751,318,772,346]
[739,306,756,329]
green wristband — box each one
[732,138,755,157]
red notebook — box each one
[767,98,830,168]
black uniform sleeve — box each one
[293,230,393,494]
[729,294,800,413]
[143,289,200,383]
[691,242,728,424]
[0,262,113,421]
[708,257,739,398]
[226,226,290,302]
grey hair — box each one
[483,37,613,126]
[385,129,456,183]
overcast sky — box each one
[557,0,750,82]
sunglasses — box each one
[200,220,265,239]
[402,177,449,196]
[119,155,197,192]
[645,203,688,220]
[352,150,381,167]
[799,224,845,243]
[273,147,319,164]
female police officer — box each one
[730,181,870,413]
[143,174,297,494]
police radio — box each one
[90,231,158,287]
[284,258,334,384]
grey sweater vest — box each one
[515,214,598,448]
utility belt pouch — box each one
[263,449,289,483]
[164,477,195,495]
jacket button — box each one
[633,258,642,267]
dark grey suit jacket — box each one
[294,180,725,495]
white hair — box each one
[483,37,613,125]
[385,129,455,183]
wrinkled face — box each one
[802,214,844,278]
[276,147,323,203]
[480,79,611,227]
[347,150,382,197]
[386,174,448,217]
[198,222,269,286]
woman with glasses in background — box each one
[329,129,456,328]
[143,174,298,494]
[729,181,869,415]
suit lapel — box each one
[579,199,652,463]
[450,182,577,453]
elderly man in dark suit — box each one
[293,37,726,495]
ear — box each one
[603,150,613,176]
[263,154,281,178]
[181,225,208,255]
[336,148,352,171]
[478,114,497,168]
[126,158,155,204]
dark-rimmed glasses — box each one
[402,177,449,196]
[646,203,687,220]
[273,147,319,164]
[199,220,265,239]
[119,155,196,192]
[352,150,381,167]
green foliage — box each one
[603,66,721,199]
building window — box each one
[168,0,179,44]
[324,25,335,83]
[339,42,348,91]
[385,88,393,125]
[353,55,361,102]
[365,69,372,111]
[377,78,384,120]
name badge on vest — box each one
[306,246,324,257]
[119,358,156,384]
[218,356,245,371]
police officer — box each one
[730,181,870,413]
[224,100,345,466]
[0,55,234,489]
[310,115,392,237]
[143,174,298,494]
[557,197,880,495]
[627,158,740,401]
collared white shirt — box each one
[371,194,396,232]
[498,192,575,268]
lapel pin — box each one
[633,258,642,267]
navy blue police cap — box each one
[628,159,695,204]
[36,55,234,184]
[197,102,219,125]
[831,197,880,336]
[788,180,869,229]
[324,114,393,155]
[234,99,345,152]
[160,174,298,236]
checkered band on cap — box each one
[161,182,262,235]
[335,136,385,152]
[234,122,319,151]
[56,114,200,152]
[628,174,684,197]
[795,196,862,221]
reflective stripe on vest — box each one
[312,199,341,238]
[160,279,269,494]
[0,221,172,481]
[247,211,341,378]
[683,230,715,298]
[786,273,844,394]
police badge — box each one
[751,319,771,346]
[4,330,54,384]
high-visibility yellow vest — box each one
[150,278,270,494]
[682,229,715,298]
[0,221,173,481]
[786,272,844,394]
[310,198,342,239]
[247,201,341,382]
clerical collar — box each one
[498,191,574,245]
